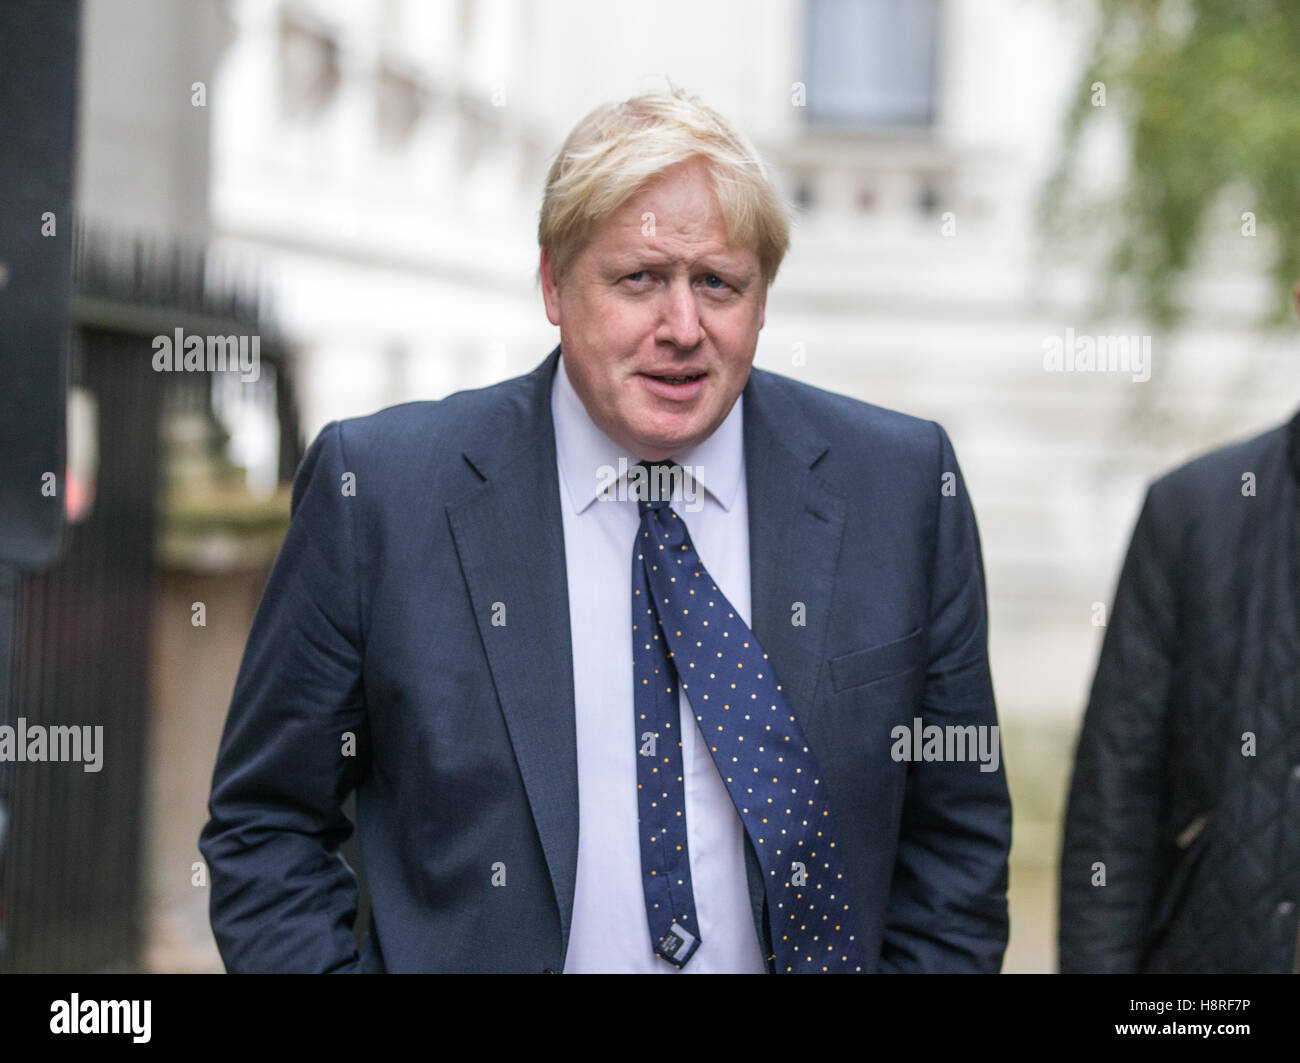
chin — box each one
[621,431,681,460]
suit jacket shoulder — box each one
[749,365,944,451]
[331,367,545,471]
[312,358,559,519]
[743,365,958,513]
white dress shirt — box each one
[552,355,768,973]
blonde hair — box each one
[538,86,791,289]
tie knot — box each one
[635,460,680,512]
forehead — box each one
[586,161,753,263]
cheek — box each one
[577,300,642,359]
[709,310,760,364]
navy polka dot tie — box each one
[631,462,865,973]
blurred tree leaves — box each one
[1042,0,1300,329]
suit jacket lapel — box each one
[744,367,846,731]
[445,346,580,956]
[739,367,847,956]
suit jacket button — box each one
[542,967,555,974]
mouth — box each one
[637,369,708,401]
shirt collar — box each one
[551,351,745,515]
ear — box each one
[1293,281,1300,319]
[757,282,768,331]
[540,248,562,327]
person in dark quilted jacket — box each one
[1060,290,1300,973]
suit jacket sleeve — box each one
[199,420,370,973]
[878,424,1012,972]
[1058,483,1179,972]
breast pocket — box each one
[829,627,926,693]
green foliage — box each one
[1042,0,1300,328]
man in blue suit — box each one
[200,88,1011,973]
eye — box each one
[623,270,650,284]
[701,274,729,290]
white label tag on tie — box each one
[659,922,697,961]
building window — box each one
[803,0,940,128]
[377,61,425,149]
[278,13,341,121]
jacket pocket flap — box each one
[830,627,926,692]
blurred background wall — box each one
[13,0,1295,972]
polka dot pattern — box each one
[631,463,865,973]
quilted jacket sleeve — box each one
[1058,482,1182,972]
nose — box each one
[657,276,702,349]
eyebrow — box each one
[605,252,755,277]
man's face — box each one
[540,157,767,461]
